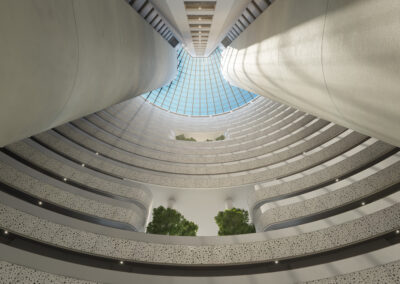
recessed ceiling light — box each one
[38,201,43,206]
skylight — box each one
[141,47,258,116]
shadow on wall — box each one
[233,0,358,48]
[222,0,400,148]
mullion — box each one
[206,51,217,114]
[209,50,225,112]
[166,51,186,110]
[212,50,233,111]
[182,55,193,114]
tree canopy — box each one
[175,134,196,142]
[214,208,255,236]
[146,206,198,236]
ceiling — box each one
[150,0,252,57]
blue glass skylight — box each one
[141,47,258,116]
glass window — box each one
[142,47,257,116]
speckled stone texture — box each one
[0,202,399,265]
[0,160,145,229]
[37,118,338,174]
[5,140,152,207]
[0,261,96,284]
[303,260,400,283]
[70,110,313,154]
[255,160,400,231]
[249,140,395,209]
[94,97,278,150]
[9,126,369,188]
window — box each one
[142,47,257,116]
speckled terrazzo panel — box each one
[0,261,97,284]
[102,96,275,136]
[59,112,313,158]
[0,159,145,229]
[0,203,399,265]
[11,127,369,188]
[255,160,400,230]
[303,260,400,284]
[249,140,396,208]
[85,100,280,152]
[85,101,290,146]
[11,91,374,189]
[72,109,311,151]
[52,118,337,164]
[4,140,152,207]
[42,119,338,175]
[41,118,335,167]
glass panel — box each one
[142,47,258,116]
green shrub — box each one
[176,134,196,142]
[146,206,198,236]
[206,139,213,142]
[214,208,255,236]
[215,135,225,141]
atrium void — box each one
[0,0,400,283]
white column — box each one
[222,0,400,147]
[0,0,177,146]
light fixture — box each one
[119,260,124,265]
[361,201,366,206]
[199,17,202,20]
[95,152,99,156]
[198,25,201,28]
[63,177,67,182]
[38,201,43,206]
[81,163,85,167]
[396,230,400,234]
[335,178,339,182]
[198,6,202,10]
[274,260,279,264]
[4,230,8,235]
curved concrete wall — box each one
[0,0,177,147]
[221,0,400,147]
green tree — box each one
[214,208,255,236]
[215,135,225,141]
[146,206,198,236]
[175,134,196,142]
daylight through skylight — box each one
[142,47,258,116]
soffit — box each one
[150,0,251,57]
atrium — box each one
[0,0,399,283]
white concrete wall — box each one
[222,0,400,147]
[0,0,177,147]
